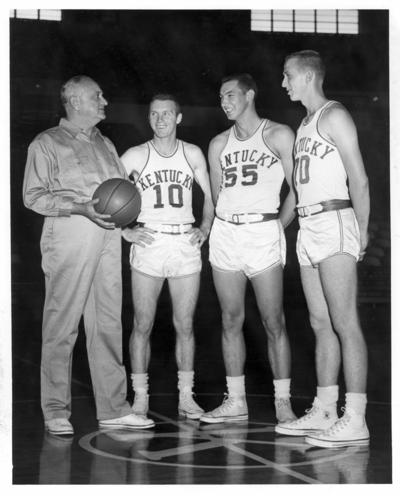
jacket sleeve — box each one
[22,138,75,217]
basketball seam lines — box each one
[101,179,124,214]
[109,190,138,219]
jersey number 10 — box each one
[153,184,184,208]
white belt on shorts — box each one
[138,222,192,234]
[217,212,278,225]
[297,199,351,218]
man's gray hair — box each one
[60,75,94,106]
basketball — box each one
[92,178,141,227]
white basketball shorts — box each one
[130,232,201,278]
[297,208,361,267]
[209,218,286,278]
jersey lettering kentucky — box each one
[294,101,350,207]
[134,140,195,224]
[216,119,284,216]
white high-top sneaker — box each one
[178,392,204,419]
[200,394,248,424]
[275,397,337,435]
[305,407,370,448]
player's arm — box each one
[208,132,229,205]
[23,139,115,229]
[322,105,370,254]
[184,143,215,246]
[267,124,297,228]
[120,144,156,246]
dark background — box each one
[10,8,390,407]
[10,9,389,239]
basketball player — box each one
[276,50,370,448]
[121,94,214,420]
[200,74,297,424]
[23,75,154,435]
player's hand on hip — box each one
[72,199,115,229]
[188,227,206,247]
[122,226,155,247]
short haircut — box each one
[60,75,94,106]
[149,94,181,115]
[221,73,258,99]
[285,50,326,80]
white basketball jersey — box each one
[294,101,350,207]
[216,120,284,216]
[134,140,195,224]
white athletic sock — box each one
[273,378,291,399]
[227,375,246,397]
[317,385,339,410]
[177,370,194,394]
[345,392,367,416]
[131,373,149,394]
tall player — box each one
[121,94,214,420]
[200,74,297,424]
[276,50,370,448]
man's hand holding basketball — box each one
[72,199,116,229]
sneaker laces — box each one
[291,402,320,425]
[322,407,350,435]
[212,393,236,415]
[180,392,203,411]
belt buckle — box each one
[170,224,180,234]
[300,204,324,217]
[232,214,241,224]
[300,206,312,217]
